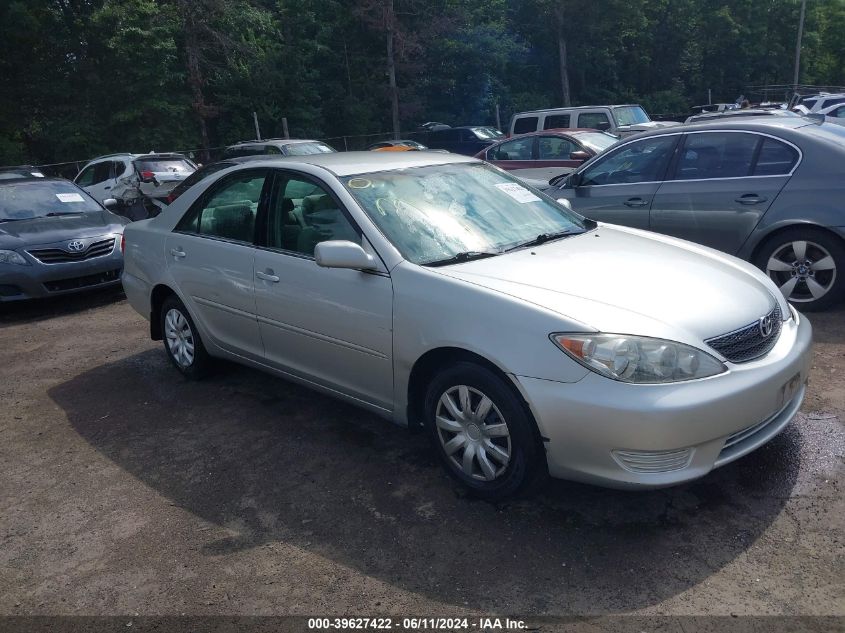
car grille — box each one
[43,269,121,292]
[611,448,693,473]
[28,238,115,264]
[705,304,782,363]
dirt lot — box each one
[1,290,843,619]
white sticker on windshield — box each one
[56,193,84,203]
[495,182,540,203]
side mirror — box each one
[568,172,583,188]
[556,198,573,211]
[569,150,591,161]
[103,198,119,210]
[596,121,612,132]
[314,240,377,271]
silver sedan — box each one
[121,152,813,499]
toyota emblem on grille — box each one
[759,314,774,338]
[67,240,85,252]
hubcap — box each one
[164,308,195,368]
[766,240,836,303]
[435,385,511,482]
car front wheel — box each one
[757,228,845,312]
[423,362,546,500]
[160,295,211,378]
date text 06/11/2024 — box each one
[307,617,527,630]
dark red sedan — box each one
[475,129,618,181]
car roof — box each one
[221,150,476,176]
[687,109,794,121]
[228,139,323,147]
[514,105,641,115]
[0,176,73,187]
[634,116,818,136]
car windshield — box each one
[0,181,101,220]
[472,127,504,140]
[613,106,650,126]
[574,132,618,153]
[285,142,335,156]
[342,163,587,265]
[135,158,194,172]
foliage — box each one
[1,0,844,165]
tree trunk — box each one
[183,7,211,160]
[386,0,400,138]
[555,4,571,107]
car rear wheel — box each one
[161,295,211,378]
[423,362,546,500]
[756,228,845,312]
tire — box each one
[160,295,212,379]
[755,227,845,312]
[423,362,546,501]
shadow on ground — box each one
[0,287,125,325]
[49,349,801,613]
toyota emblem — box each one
[759,314,774,338]
[67,240,85,252]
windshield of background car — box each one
[0,181,101,220]
[613,106,650,126]
[472,127,504,140]
[575,132,618,153]
[342,163,587,265]
[285,142,335,156]
[135,158,194,172]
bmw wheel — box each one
[757,228,845,312]
[160,295,211,378]
[424,362,546,500]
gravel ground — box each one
[0,290,843,618]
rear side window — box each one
[544,114,570,129]
[489,137,533,160]
[513,117,538,135]
[753,138,798,176]
[821,97,845,109]
[577,112,611,131]
[176,170,267,243]
[674,132,758,180]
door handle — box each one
[104,186,112,190]
[736,194,767,205]
[256,270,280,283]
[170,248,186,259]
[623,197,649,208]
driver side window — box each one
[580,136,678,186]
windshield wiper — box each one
[505,230,581,252]
[45,211,85,217]
[423,251,500,267]
[0,218,26,223]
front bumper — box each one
[0,241,123,302]
[515,311,813,488]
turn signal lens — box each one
[551,333,726,383]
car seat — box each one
[210,201,254,242]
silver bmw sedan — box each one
[121,152,812,500]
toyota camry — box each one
[121,152,812,499]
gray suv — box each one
[0,178,127,301]
[547,117,845,311]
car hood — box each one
[0,211,128,249]
[433,225,786,345]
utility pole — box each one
[253,112,261,141]
[793,0,807,91]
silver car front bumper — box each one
[515,311,813,488]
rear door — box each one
[164,168,268,360]
[252,170,394,409]
[484,136,536,171]
[561,134,680,229]
[649,131,796,254]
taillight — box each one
[120,234,125,253]
[166,192,176,204]
[140,170,154,181]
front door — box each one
[253,171,394,410]
[165,168,269,360]
[650,131,795,254]
[562,134,680,229]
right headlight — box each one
[551,333,727,384]
[0,250,29,265]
